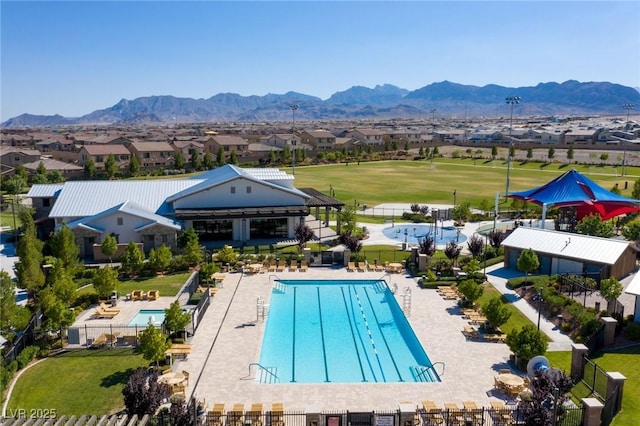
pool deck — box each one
[177,266,519,412]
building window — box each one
[143,152,150,159]
[43,198,51,207]
[161,235,168,243]
[117,217,123,226]
[246,186,251,194]
[230,186,236,194]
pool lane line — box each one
[291,286,297,382]
[341,286,368,382]
[352,286,386,382]
[315,287,330,382]
[362,286,404,382]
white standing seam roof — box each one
[47,180,199,218]
[65,201,181,231]
[27,184,65,198]
[625,272,640,296]
[502,227,630,265]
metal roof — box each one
[625,272,640,296]
[27,184,65,198]
[502,227,631,265]
[48,180,199,218]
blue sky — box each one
[1,1,639,121]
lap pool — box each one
[258,279,440,383]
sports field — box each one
[289,158,638,208]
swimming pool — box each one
[382,224,467,245]
[258,279,439,383]
[127,309,166,327]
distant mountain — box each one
[3,80,640,127]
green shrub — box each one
[624,322,640,340]
[75,292,100,309]
[16,345,40,369]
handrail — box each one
[248,363,280,383]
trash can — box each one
[111,291,118,307]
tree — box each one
[38,286,75,330]
[269,149,278,165]
[177,227,199,250]
[138,324,170,366]
[0,271,31,337]
[129,154,140,176]
[4,175,26,195]
[84,157,97,178]
[148,245,172,274]
[215,244,237,264]
[120,242,145,277]
[444,241,462,265]
[610,183,621,195]
[410,203,420,213]
[105,154,118,179]
[462,258,481,275]
[505,325,548,361]
[458,279,484,305]
[547,147,555,160]
[466,234,484,258]
[478,199,491,215]
[432,146,440,157]
[518,369,574,426]
[576,213,615,238]
[491,145,498,160]
[165,300,191,337]
[526,148,533,160]
[517,248,540,286]
[122,368,171,416]
[632,177,640,200]
[15,210,45,294]
[92,266,119,299]
[294,223,315,251]
[190,151,202,171]
[340,232,362,253]
[47,170,64,183]
[229,150,238,165]
[216,147,225,167]
[36,161,47,177]
[567,145,574,160]
[47,258,76,305]
[338,205,357,235]
[488,230,505,249]
[600,152,609,162]
[622,219,640,243]
[169,398,198,426]
[451,202,471,222]
[203,150,214,170]
[174,150,185,170]
[48,223,79,272]
[184,236,203,266]
[599,277,623,313]
[482,297,512,332]
[101,234,118,265]
[418,235,436,258]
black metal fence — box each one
[2,309,42,363]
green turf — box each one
[77,271,193,298]
[289,159,639,209]
[6,349,146,416]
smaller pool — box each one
[382,224,467,245]
[128,309,166,327]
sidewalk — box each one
[484,263,574,351]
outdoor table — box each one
[158,371,186,386]
[497,373,524,388]
[248,263,263,273]
[388,262,403,273]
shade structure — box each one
[507,169,640,220]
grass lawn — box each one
[7,349,147,416]
[289,159,638,209]
[546,347,640,426]
[476,283,532,336]
[77,271,193,298]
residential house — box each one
[347,129,385,146]
[203,135,250,159]
[0,148,42,173]
[78,145,131,170]
[127,141,175,170]
[300,130,337,151]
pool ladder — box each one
[402,286,412,316]
[257,297,269,321]
[248,363,280,384]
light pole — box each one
[535,290,543,330]
[453,189,457,208]
[505,96,521,196]
[290,103,298,175]
[622,104,634,176]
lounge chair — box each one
[91,333,108,347]
[299,260,308,272]
[229,404,245,426]
[99,302,120,313]
[356,262,366,272]
[131,290,144,301]
[208,404,225,426]
[289,261,299,272]
[268,260,277,272]
[421,401,444,425]
[276,261,286,273]
[147,290,159,300]
[462,325,480,340]
[347,262,356,272]
[462,401,483,426]
[271,403,284,426]
[247,403,264,426]
[443,403,464,426]
[92,307,118,319]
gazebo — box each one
[507,169,640,223]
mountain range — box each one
[3,80,640,127]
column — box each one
[605,372,626,414]
[581,398,604,426]
[570,343,588,382]
[600,317,617,348]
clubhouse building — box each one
[27,165,343,259]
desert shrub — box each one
[16,345,40,369]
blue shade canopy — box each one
[507,169,640,220]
